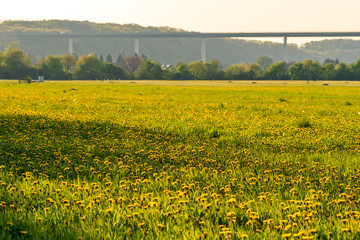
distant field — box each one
[2,79,360,87]
[0,83,360,239]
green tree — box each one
[188,60,224,80]
[204,59,223,80]
[175,62,193,80]
[101,63,128,80]
[256,56,273,70]
[289,62,304,80]
[224,64,247,80]
[73,54,102,80]
[3,48,34,79]
[38,55,66,80]
[162,66,176,80]
[335,62,349,80]
[0,51,3,79]
[348,59,360,80]
[99,54,104,63]
[106,53,113,63]
[61,54,77,79]
[265,61,288,80]
[302,59,321,80]
[115,54,123,66]
[245,63,263,80]
[188,61,205,80]
[135,58,162,80]
[5,42,22,53]
[321,63,336,80]
[289,60,322,80]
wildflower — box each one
[105,208,113,213]
[282,233,291,238]
[157,223,165,228]
[225,198,236,204]
[302,237,314,240]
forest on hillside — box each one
[1,20,360,66]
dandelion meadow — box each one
[0,81,360,239]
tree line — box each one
[2,47,360,81]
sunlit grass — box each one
[0,82,359,239]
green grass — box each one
[0,82,360,239]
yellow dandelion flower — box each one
[105,208,113,213]
[204,203,212,210]
[225,198,236,204]
[227,211,236,217]
[281,233,291,238]
[302,236,314,240]
[284,224,292,231]
[157,223,165,228]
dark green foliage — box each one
[101,62,128,80]
[224,64,247,80]
[334,62,349,80]
[289,60,321,80]
[321,63,336,80]
[295,118,312,128]
[38,55,66,80]
[99,54,104,63]
[188,60,224,80]
[135,58,162,80]
[175,62,193,80]
[105,53,113,63]
[73,54,102,80]
[265,61,288,80]
[256,56,273,70]
[2,48,34,79]
[115,54,123,66]
[323,58,339,65]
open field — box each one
[2,79,360,87]
[0,82,360,239]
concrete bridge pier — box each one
[201,38,206,63]
[134,38,140,56]
[68,38,73,54]
[283,36,288,63]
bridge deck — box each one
[2,32,360,38]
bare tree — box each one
[120,55,141,76]
[62,54,77,74]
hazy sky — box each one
[2,0,360,44]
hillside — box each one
[1,20,360,66]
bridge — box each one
[3,31,360,62]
